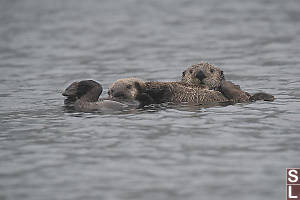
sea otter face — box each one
[181,63,225,90]
[108,78,145,100]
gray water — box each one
[1,0,300,199]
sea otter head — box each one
[181,62,225,90]
[108,78,146,101]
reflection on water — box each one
[1,0,300,199]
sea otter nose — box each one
[196,70,206,81]
[108,89,112,96]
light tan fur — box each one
[182,62,225,90]
[108,78,145,100]
[182,63,274,103]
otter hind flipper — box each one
[250,92,275,102]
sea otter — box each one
[181,63,274,103]
[141,63,229,105]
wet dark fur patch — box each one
[144,82,173,104]
[250,92,275,101]
[77,80,102,98]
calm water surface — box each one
[1,0,300,200]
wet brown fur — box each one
[108,78,229,105]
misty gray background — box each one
[0,0,300,200]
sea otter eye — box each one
[210,69,214,73]
[126,85,132,89]
[189,70,193,74]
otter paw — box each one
[220,81,250,103]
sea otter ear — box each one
[182,70,186,78]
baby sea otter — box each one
[108,78,154,107]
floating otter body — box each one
[63,80,126,112]
[144,81,228,105]
[139,63,274,106]
[141,63,228,105]
[109,79,228,105]
[181,63,275,103]
[106,72,228,106]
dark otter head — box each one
[181,63,225,90]
[108,78,145,100]
[63,80,102,102]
